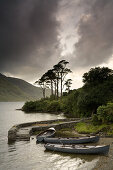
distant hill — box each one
[0,73,50,101]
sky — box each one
[0,0,113,89]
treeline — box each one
[22,66,113,123]
[35,60,72,99]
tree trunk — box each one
[54,81,56,97]
[61,72,62,97]
[91,110,94,117]
[51,80,53,96]
[57,78,59,99]
[43,88,45,98]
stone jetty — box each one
[8,118,91,142]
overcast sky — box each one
[0,0,113,89]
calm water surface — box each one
[0,102,112,170]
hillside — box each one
[0,73,50,101]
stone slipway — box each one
[8,118,91,142]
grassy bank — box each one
[55,128,82,137]
[32,120,113,137]
[75,122,113,136]
[55,121,113,137]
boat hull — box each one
[37,133,55,142]
[44,136,99,144]
[45,144,110,155]
[36,128,56,142]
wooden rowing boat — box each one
[44,136,99,144]
[36,127,56,142]
[44,143,110,155]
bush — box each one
[61,90,81,117]
[97,103,113,123]
[22,99,61,113]
[92,114,101,125]
[47,100,61,112]
[22,101,37,112]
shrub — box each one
[47,100,61,112]
[61,90,81,117]
[92,114,101,125]
[22,101,37,112]
[97,103,113,123]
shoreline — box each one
[8,117,113,142]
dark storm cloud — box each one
[0,0,60,76]
[72,0,113,68]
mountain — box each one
[0,73,50,101]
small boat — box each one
[44,143,110,155]
[44,136,99,144]
[36,127,56,142]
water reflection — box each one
[8,144,16,153]
[45,149,99,162]
[45,150,99,170]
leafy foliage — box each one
[97,103,113,123]
[47,100,61,112]
[23,66,113,123]
[35,60,72,99]
[22,98,61,113]
[77,67,113,116]
[83,67,113,85]
[61,90,81,117]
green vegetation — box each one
[32,128,81,137]
[75,122,113,136]
[22,98,62,113]
[96,103,113,123]
[75,122,108,134]
[55,129,80,138]
[0,73,50,101]
[22,66,113,127]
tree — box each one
[35,60,72,99]
[58,60,69,96]
[77,67,113,116]
[58,60,72,97]
[83,67,113,85]
[35,74,49,98]
[53,63,62,99]
[64,79,72,93]
[44,69,56,96]
[53,60,72,98]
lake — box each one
[0,102,113,170]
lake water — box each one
[0,102,113,170]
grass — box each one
[55,128,81,138]
[75,122,113,135]
[31,122,113,137]
[52,121,65,124]
[106,124,113,135]
[31,131,41,135]
[32,128,82,137]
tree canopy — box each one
[35,60,72,99]
[83,67,113,85]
